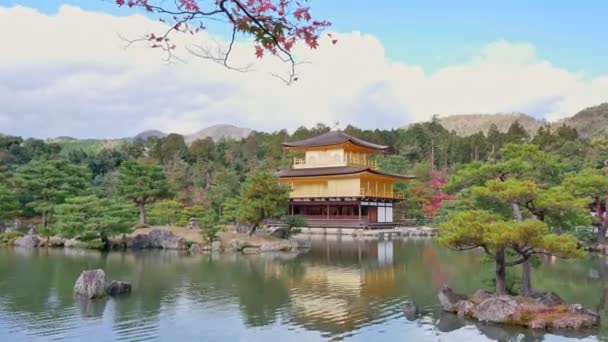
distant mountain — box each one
[185,124,252,144]
[133,130,167,141]
[561,103,608,138]
[435,113,545,136]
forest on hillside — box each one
[1,116,608,248]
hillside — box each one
[436,113,544,136]
[562,103,608,138]
[185,124,252,144]
[133,130,167,141]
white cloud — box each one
[0,5,607,138]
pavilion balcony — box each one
[293,155,379,170]
[289,188,404,199]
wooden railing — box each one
[293,156,378,169]
[289,188,404,199]
[359,188,404,199]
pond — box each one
[0,236,606,341]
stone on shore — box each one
[74,269,107,299]
[128,229,187,250]
[211,241,221,252]
[437,286,599,330]
[106,281,132,297]
[438,285,467,312]
[242,246,261,254]
[189,243,202,254]
[13,234,40,248]
[403,301,418,321]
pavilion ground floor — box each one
[287,198,400,229]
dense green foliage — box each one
[51,195,135,245]
[0,118,606,253]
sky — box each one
[0,0,607,138]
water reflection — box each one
[0,238,605,341]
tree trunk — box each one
[138,202,147,225]
[41,210,47,228]
[596,197,606,243]
[521,259,533,296]
[512,202,533,295]
[248,222,259,236]
[495,249,507,295]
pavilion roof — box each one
[276,166,415,180]
[282,131,388,151]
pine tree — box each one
[0,184,20,228]
[14,159,91,227]
[116,161,171,225]
[52,195,136,247]
[237,170,290,236]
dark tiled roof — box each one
[283,131,388,150]
[275,166,415,180]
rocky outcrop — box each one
[64,238,86,248]
[106,281,132,296]
[13,234,40,248]
[438,285,468,312]
[74,269,132,299]
[242,247,261,254]
[189,243,202,254]
[437,287,599,330]
[211,241,221,252]
[260,239,298,252]
[128,229,187,250]
[38,236,65,248]
[74,269,107,299]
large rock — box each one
[473,296,519,323]
[189,243,202,254]
[532,291,565,307]
[38,236,65,248]
[129,229,187,250]
[64,238,86,248]
[403,301,418,321]
[260,239,298,252]
[242,246,261,254]
[74,269,107,299]
[438,286,468,312]
[106,281,132,297]
[128,234,149,249]
[147,229,187,250]
[228,239,241,252]
[13,234,40,248]
[211,241,221,252]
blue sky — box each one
[2,0,607,76]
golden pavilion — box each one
[277,131,414,228]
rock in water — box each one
[13,235,40,248]
[189,243,202,254]
[106,281,132,296]
[147,229,187,250]
[211,241,221,252]
[531,291,565,307]
[437,286,467,312]
[403,301,418,321]
[473,296,519,323]
[74,269,107,299]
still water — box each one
[0,237,606,341]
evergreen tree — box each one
[52,195,136,248]
[148,199,183,226]
[438,210,582,295]
[237,170,290,236]
[0,184,20,228]
[116,161,171,225]
[14,159,91,227]
[563,168,608,242]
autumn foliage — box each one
[422,171,456,218]
[115,0,332,59]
